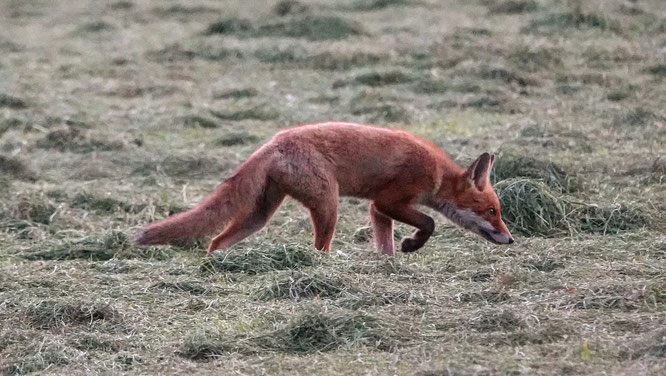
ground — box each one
[1,0,665,375]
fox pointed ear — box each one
[466,153,492,190]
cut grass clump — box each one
[210,105,278,121]
[179,329,253,359]
[255,46,305,64]
[258,15,365,41]
[457,290,511,304]
[613,107,663,128]
[351,103,412,123]
[21,230,173,261]
[215,131,260,146]
[0,155,37,181]
[253,271,354,301]
[202,243,318,275]
[1,340,82,375]
[275,309,394,353]
[347,89,412,123]
[0,93,28,109]
[645,64,666,77]
[79,21,114,33]
[11,193,58,224]
[26,299,117,329]
[336,68,415,88]
[621,329,666,359]
[489,0,537,14]
[563,285,650,311]
[496,178,649,237]
[133,154,224,178]
[348,0,409,11]
[71,333,121,352]
[468,309,525,332]
[577,204,647,235]
[492,154,576,192]
[525,8,623,35]
[35,126,124,153]
[71,192,142,214]
[182,114,220,129]
[205,18,253,35]
[508,44,562,73]
[476,65,538,87]
[179,308,394,360]
[152,281,210,295]
[307,51,383,71]
[212,88,258,99]
[273,0,309,16]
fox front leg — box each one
[373,202,435,253]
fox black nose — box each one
[508,237,514,244]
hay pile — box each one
[496,178,647,237]
[492,154,576,192]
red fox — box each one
[134,122,514,255]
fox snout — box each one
[439,203,514,245]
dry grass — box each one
[1,0,665,374]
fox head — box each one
[438,153,514,245]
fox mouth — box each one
[477,228,501,244]
[477,228,514,244]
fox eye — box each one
[488,208,496,216]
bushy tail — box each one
[133,153,269,245]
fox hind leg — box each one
[289,180,338,251]
[206,181,285,254]
[370,202,395,255]
[308,203,338,251]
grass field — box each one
[1,0,665,374]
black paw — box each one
[400,237,419,253]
